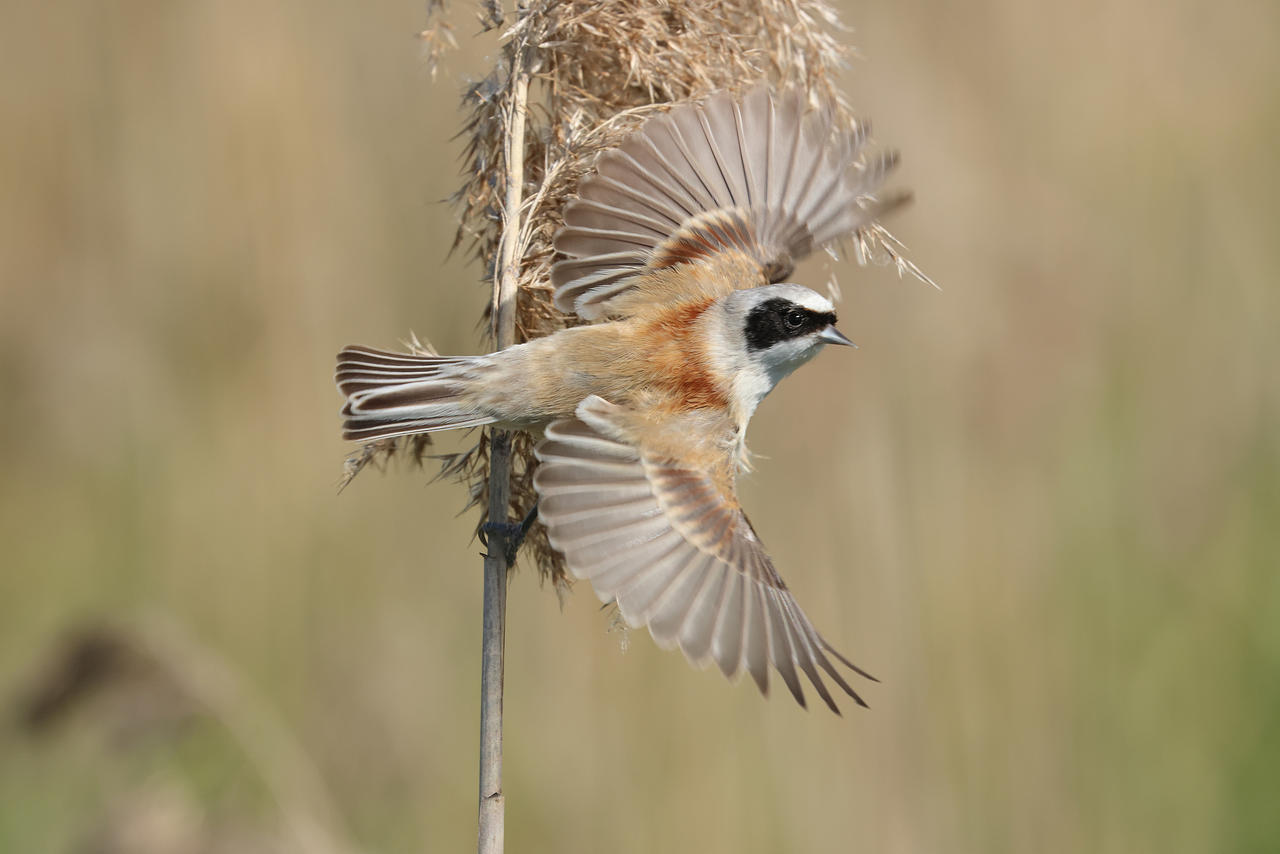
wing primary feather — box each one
[764,588,808,708]
[773,591,843,714]
[668,105,734,206]
[615,544,703,628]
[818,633,879,683]
[782,108,836,222]
[559,199,675,240]
[807,190,913,249]
[677,561,729,664]
[734,95,757,209]
[803,633,870,709]
[553,249,651,272]
[630,129,718,214]
[555,226,668,254]
[850,118,871,157]
[796,164,859,236]
[552,507,669,554]
[650,120,721,213]
[709,568,746,679]
[742,579,771,696]
[603,145,705,217]
[647,551,716,647]
[772,89,805,216]
[853,149,901,197]
[544,498,661,544]
[581,537,679,595]
[740,85,778,212]
[585,532,685,593]
[580,168,694,227]
[781,597,873,706]
[696,94,749,207]
[792,150,850,227]
[533,490,653,523]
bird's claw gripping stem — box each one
[481,503,539,565]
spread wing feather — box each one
[533,396,874,713]
[552,86,910,320]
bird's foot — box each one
[481,503,540,565]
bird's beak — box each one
[818,325,857,348]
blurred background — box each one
[2,0,1277,852]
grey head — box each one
[715,283,854,420]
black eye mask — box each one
[744,298,837,351]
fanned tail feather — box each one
[336,345,496,442]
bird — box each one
[335,84,910,713]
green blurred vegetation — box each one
[2,0,1278,852]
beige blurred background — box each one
[2,0,1278,852]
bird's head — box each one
[709,283,854,421]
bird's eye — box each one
[784,308,807,330]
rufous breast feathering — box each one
[335,84,912,713]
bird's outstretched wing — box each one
[532,395,875,713]
[551,85,910,321]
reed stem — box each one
[477,16,530,853]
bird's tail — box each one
[335,345,497,442]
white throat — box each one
[709,309,827,425]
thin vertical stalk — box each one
[478,18,529,854]
[478,431,510,854]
